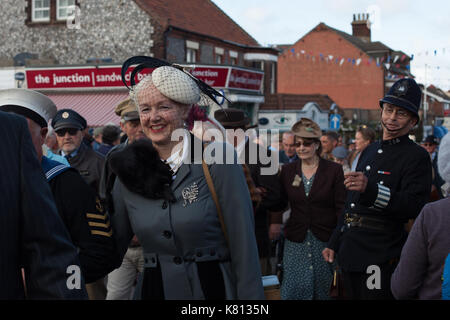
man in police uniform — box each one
[52,109,105,194]
[322,78,432,299]
[0,89,119,299]
[99,98,146,299]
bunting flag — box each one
[385,63,391,70]
[393,55,399,63]
[356,58,361,66]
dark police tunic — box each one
[328,134,432,272]
[42,156,119,283]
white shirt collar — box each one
[164,130,190,175]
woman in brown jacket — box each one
[269,118,346,300]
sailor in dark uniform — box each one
[322,78,432,299]
[0,89,119,299]
[52,109,105,194]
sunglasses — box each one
[423,143,435,147]
[55,128,80,137]
[293,141,314,147]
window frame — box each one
[186,48,197,63]
[32,0,51,22]
[56,0,76,21]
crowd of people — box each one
[0,56,449,300]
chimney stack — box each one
[351,13,371,42]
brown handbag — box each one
[201,161,280,300]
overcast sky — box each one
[212,0,450,91]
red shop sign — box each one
[26,65,263,92]
[228,68,263,91]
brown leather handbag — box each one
[202,161,280,300]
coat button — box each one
[366,165,371,171]
[380,181,384,185]
[350,203,355,208]
[163,230,172,239]
[173,256,182,264]
[162,201,168,209]
[378,149,383,154]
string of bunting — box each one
[285,47,450,73]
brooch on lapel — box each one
[182,182,199,207]
[292,174,302,187]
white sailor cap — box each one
[0,88,57,127]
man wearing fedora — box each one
[100,98,147,300]
[214,108,281,275]
[322,78,432,299]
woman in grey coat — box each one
[108,57,264,300]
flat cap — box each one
[51,109,87,131]
[114,98,139,121]
[291,118,322,139]
[0,88,56,127]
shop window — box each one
[32,0,50,22]
[57,0,76,20]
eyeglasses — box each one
[293,141,314,147]
[422,143,435,147]
[55,128,80,137]
[383,106,410,119]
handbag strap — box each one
[201,160,229,246]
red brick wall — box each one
[277,25,384,110]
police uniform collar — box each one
[381,134,410,146]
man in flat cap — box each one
[323,78,432,299]
[0,89,119,299]
[52,109,105,194]
[99,98,146,300]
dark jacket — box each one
[328,135,432,272]
[0,112,87,299]
[66,142,105,194]
[243,140,281,258]
[44,158,119,283]
[271,158,346,243]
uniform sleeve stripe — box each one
[88,221,110,228]
[86,213,107,220]
[374,184,391,209]
[90,230,112,237]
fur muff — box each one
[109,139,176,202]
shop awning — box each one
[45,91,129,127]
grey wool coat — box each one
[110,138,265,300]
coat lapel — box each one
[307,158,325,199]
[171,164,191,191]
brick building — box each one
[0,0,278,126]
[277,14,414,126]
